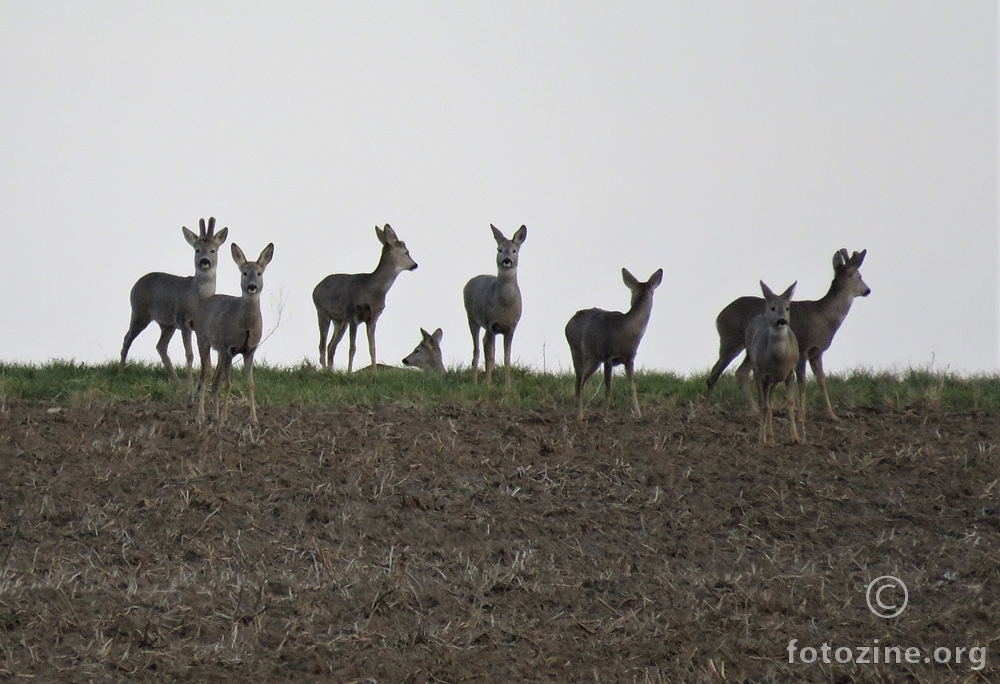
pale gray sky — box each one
[1,3,996,374]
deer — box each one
[120,217,228,383]
[402,327,445,373]
[195,242,274,427]
[746,281,801,445]
[565,268,663,421]
[463,224,527,386]
[706,249,870,422]
[312,225,418,372]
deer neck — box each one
[496,264,519,286]
[816,279,857,331]
[493,267,520,305]
[623,294,654,337]
[192,266,218,299]
[368,250,404,296]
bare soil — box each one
[0,397,997,682]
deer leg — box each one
[347,322,359,373]
[155,324,180,382]
[224,358,235,425]
[754,376,766,443]
[220,355,234,425]
[196,343,211,427]
[706,341,745,394]
[810,355,838,421]
[120,314,150,368]
[317,312,331,368]
[483,331,496,385]
[602,363,614,416]
[366,319,378,370]
[468,321,481,382]
[625,359,641,418]
[734,355,757,413]
[762,381,776,445]
[327,322,348,371]
[577,359,601,421]
[785,372,801,443]
[210,354,229,421]
[181,323,196,388]
[214,354,229,420]
[795,358,809,424]
[570,347,585,420]
[502,332,513,387]
[245,351,257,425]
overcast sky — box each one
[1,3,996,376]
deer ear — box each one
[759,281,775,299]
[431,327,443,344]
[648,268,664,289]
[182,226,199,247]
[375,225,386,244]
[231,243,248,266]
[852,249,867,267]
[490,224,505,244]
[381,224,398,243]
[832,250,846,270]
[622,268,639,288]
[257,243,274,267]
[512,225,527,245]
[214,227,229,245]
[781,281,797,300]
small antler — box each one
[206,217,216,237]
[199,218,207,237]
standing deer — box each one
[120,217,228,382]
[746,281,800,445]
[402,328,445,373]
[196,242,274,427]
[312,225,418,372]
[706,248,870,421]
[565,268,663,421]
[463,224,527,386]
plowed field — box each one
[1,398,997,682]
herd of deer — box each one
[119,217,871,443]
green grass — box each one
[1,360,999,412]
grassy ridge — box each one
[1,360,998,412]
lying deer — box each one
[565,268,663,421]
[746,281,800,445]
[313,225,417,372]
[707,248,870,421]
[120,217,228,383]
[402,328,445,373]
[463,225,527,386]
[196,242,274,427]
